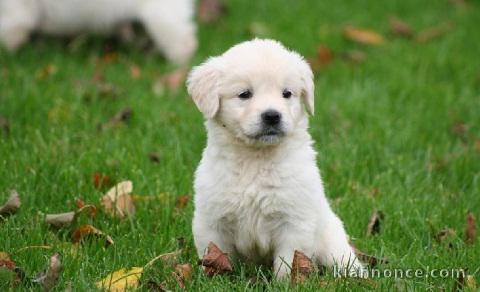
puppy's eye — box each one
[238,90,252,99]
[282,89,292,99]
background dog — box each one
[0,0,197,65]
[187,39,364,278]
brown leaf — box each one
[415,22,454,43]
[100,52,119,65]
[290,250,314,284]
[343,25,385,45]
[175,195,189,209]
[173,263,192,289]
[148,152,161,163]
[71,224,114,246]
[308,45,334,73]
[0,190,21,217]
[92,172,114,189]
[102,108,133,130]
[455,272,477,291]
[130,65,141,80]
[201,242,232,276]
[0,115,9,135]
[465,212,476,244]
[451,121,468,140]
[198,0,226,24]
[0,253,15,270]
[342,50,367,63]
[366,210,384,236]
[101,181,135,218]
[434,228,456,245]
[35,64,57,80]
[389,17,413,38]
[351,244,388,268]
[75,198,97,218]
[33,253,62,292]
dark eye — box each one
[238,90,252,99]
[282,89,292,99]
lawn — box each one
[1,0,479,290]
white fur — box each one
[0,0,197,64]
[188,39,364,279]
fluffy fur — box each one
[0,0,197,64]
[187,39,364,278]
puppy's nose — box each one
[261,110,282,125]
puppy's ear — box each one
[187,57,222,118]
[298,59,315,116]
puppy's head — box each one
[187,39,314,146]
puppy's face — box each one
[187,39,314,146]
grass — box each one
[1,0,480,290]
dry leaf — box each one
[308,45,334,72]
[389,17,413,38]
[71,224,114,246]
[96,267,143,292]
[0,115,9,135]
[465,212,476,244]
[45,205,96,228]
[173,263,192,289]
[451,121,468,140]
[101,181,135,218]
[35,64,57,80]
[455,272,477,291]
[75,199,97,218]
[0,190,21,217]
[342,50,367,63]
[148,152,161,163]
[415,22,454,43]
[92,172,114,189]
[130,65,141,79]
[0,253,15,270]
[201,242,232,276]
[434,228,456,245]
[100,52,119,65]
[198,0,226,24]
[343,25,385,45]
[175,195,189,209]
[102,108,133,130]
[153,69,187,95]
[351,244,388,268]
[366,210,384,236]
[290,250,314,284]
[33,253,61,292]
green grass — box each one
[1,0,480,290]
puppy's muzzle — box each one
[253,110,284,140]
[261,110,281,126]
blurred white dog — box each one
[188,39,364,278]
[0,0,196,64]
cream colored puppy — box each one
[0,0,196,65]
[188,39,364,278]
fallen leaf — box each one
[102,108,133,130]
[175,195,189,209]
[201,242,232,276]
[0,253,15,270]
[342,50,367,63]
[248,22,271,38]
[173,263,192,289]
[148,152,161,163]
[33,253,61,292]
[308,45,334,73]
[451,121,468,140]
[45,205,97,228]
[0,190,21,217]
[366,210,384,236]
[96,267,143,292]
[101,181,135,218]
[198,0,226,24]
[0,115,9,135]
[343,25,384,45]
[71,224,114,246]
[351,244,388,268]
[92,172,114,189]
[35,64,57,80]
[455,271,477,291]
[75,199,97,218]
[415,22,454,43]
[434,228,456,245]
[290,250,314,284]
[100,52,119,65]
[465,212,476,244]
[130,65,141,79]
[389,17,413,38]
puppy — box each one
[187,39,364,278]
[0,0,197,65]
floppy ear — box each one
[298,59,315,116]
[187,57,222,119]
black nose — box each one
[261,110,282,125]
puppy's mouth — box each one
[247,127,285,143]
